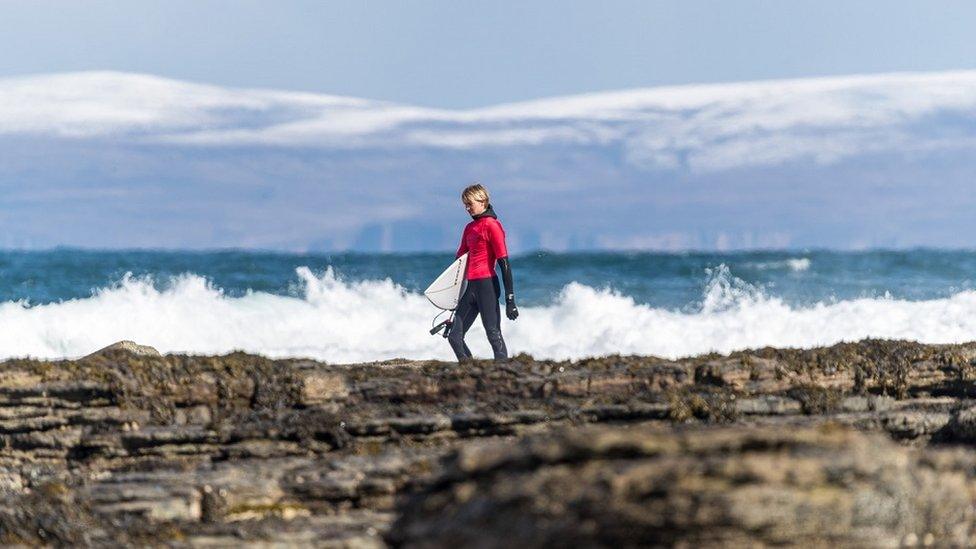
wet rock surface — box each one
[389,425,974,548]
[3,339,976,546]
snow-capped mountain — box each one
[2,70,976,250]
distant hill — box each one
[2,70,976,251]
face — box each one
[463,197,487,216]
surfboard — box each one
[424,253,468,310]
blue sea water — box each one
[3,248,976,362]
[4,248,976,307]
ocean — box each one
[3,248,976,362]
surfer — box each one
[448,184,518,362]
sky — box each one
[1,0,976,108]
[3,1,976,252]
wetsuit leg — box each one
[478,276,508,361]
[448,283,479,360]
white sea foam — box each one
[1,266,976,362]
[745,258,812,272]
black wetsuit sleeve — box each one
[498,257,515,300]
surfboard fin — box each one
[430,318,452,337]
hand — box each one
[506,295,519,320]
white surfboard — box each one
[424,253,468,310]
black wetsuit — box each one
[448,276,507,361]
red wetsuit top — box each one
[456,215,508,280]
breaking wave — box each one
[744,257,812,272]
[1,265,976,362]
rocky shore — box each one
[4,339,976,546]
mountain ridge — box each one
[5,69,976,172]
[2,69,976,250]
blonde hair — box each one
[461,183,490,205]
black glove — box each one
[506,294,519,320]
[497,257,518,320]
